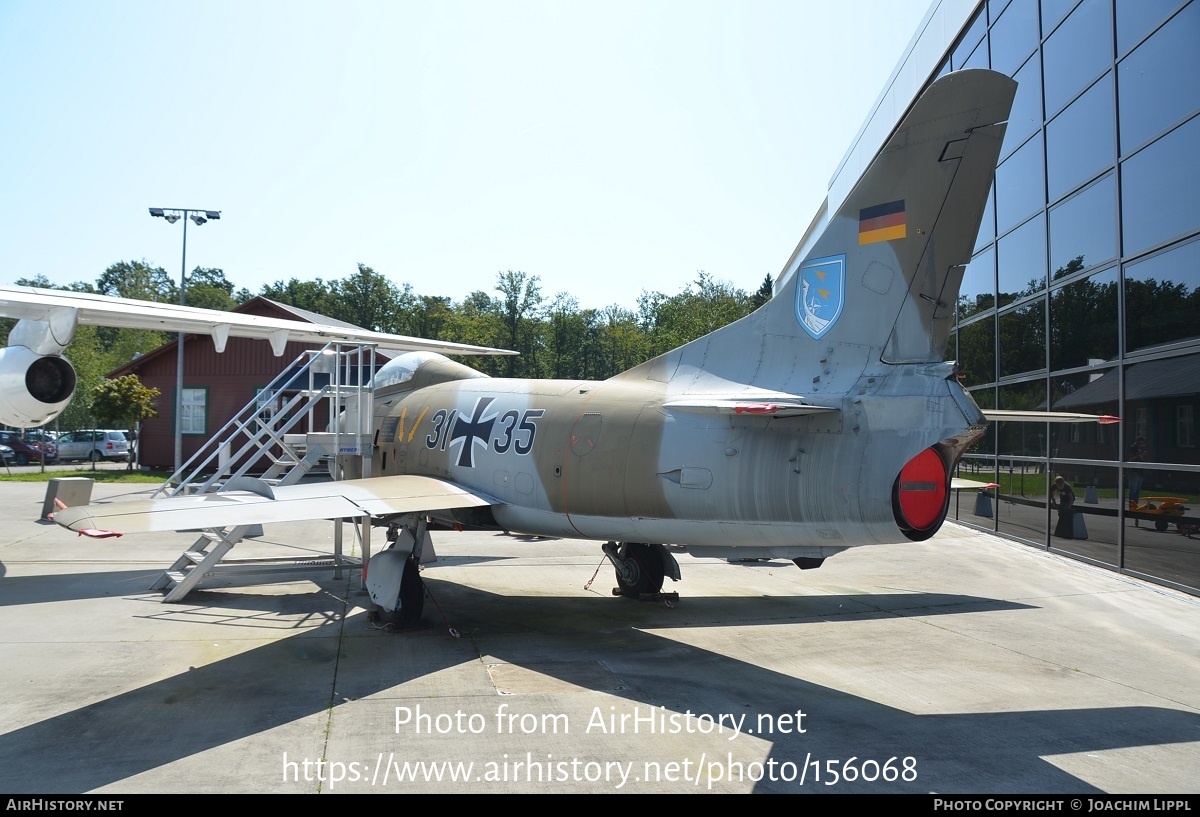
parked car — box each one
[55,430,131,463]
[0,431,55,465]
[21,430,57,462]
[0,444,14,464]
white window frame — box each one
[1178,405,1194,448]
[181,387,207,435]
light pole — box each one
[149,207,221,476]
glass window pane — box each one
[1050,267,1119,370]
[1121,115,1200,257]
[1118,1,1200,154]
[1116,0,1187,57]
[989,0,1039,76]
[1042,0,1113,117]
[961,39,990,72]
[966,387,998,460]
[1042,0,1080,34]
[1123,353,1200,466]
[952,9,987,70]
[996,136,1045,235]
[1124,467,1200,591]
[1124,238,1200,354]
[995,453,1049,545]
[998,213,1047,305]
[951,456,998,527]
[999,299,1047,377]
[1051,368,1121,460]
[1002,53,1044,158]
[181,388,206,435]
[959,317,996,387]
[999,379,1049,457]
[1049,173,1117,277]
[1046,73,1115,203]
[1047,464,1119,565]
[976,182,996,253]
[960,246,996,320]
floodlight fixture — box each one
[164,213,180,223]
[190,214,207,226]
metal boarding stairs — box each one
[149,342,377,602]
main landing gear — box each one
[602,542,678,601]
[366,517,430,628]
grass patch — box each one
[0,470,173,484]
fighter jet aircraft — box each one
[8,69,1104,624]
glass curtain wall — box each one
[944,0,1200,593]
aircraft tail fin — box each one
[616,69,1015,391]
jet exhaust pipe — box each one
[0,346,76,426]
[892,446,952,541]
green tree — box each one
[410,295,453,341]
[260,277,337,315]
[185,267,237,311]
[546,293,586,378]
[97,260,176,302]
[89,375,161,470]
[443,290,507,376]
[331,263,415,333]
[495,270,543,377]
[751,273,774,310]
[638,271,753,357]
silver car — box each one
[55,430,131,462]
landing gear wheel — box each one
[612,543,665,596]
[1155,519,1169,532]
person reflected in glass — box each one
[1052,475,1076,539]
[1128,435,1147,505]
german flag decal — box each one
[859,200,906,245]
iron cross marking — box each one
[449,397,498,468]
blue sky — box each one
[0,0,930,310]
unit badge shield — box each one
[795,254,846,340]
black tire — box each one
[614,543,665,595]
[1155,519,1169,532]
[15,453,28,466]
[88,450,102,463]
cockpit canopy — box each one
[370,351,487,393]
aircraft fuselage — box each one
[356,355,983,560]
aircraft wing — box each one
[51,475,500,535]
[0,285,516,357]
[982,410,1120,424]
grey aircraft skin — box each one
[333,67,1017,615]
[36,69,1032,622]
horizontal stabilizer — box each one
[53,475,499,534]
[950,477,997,491]
[663,395,838,417]
[983,410,1121,424]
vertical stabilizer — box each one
[619,69,1015,393]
